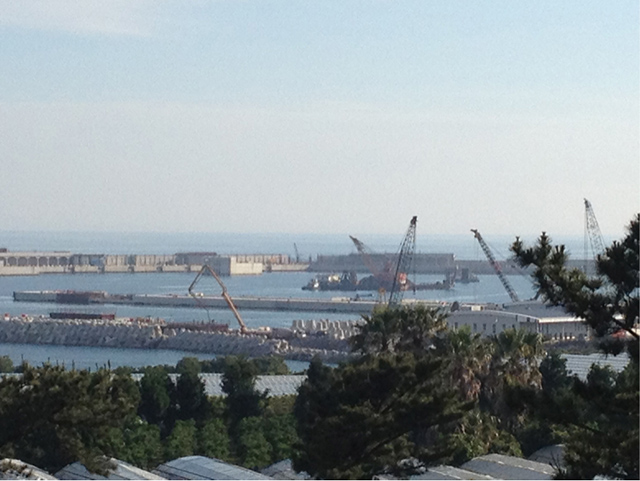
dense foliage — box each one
[293,304,553,479]
[295,352,467,479]
[0,364,140,474]
[0,354,298,476]
[510,215,639,479]
[511,214,639,358]
[152,355,291,375]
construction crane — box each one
[349,235,395,286]
[471,229,520,303]
[584,198,606,269]
[388,216,417,307]
[293,243,300,263]
[188,264,248,334]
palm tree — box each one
[490,329,545,388]
[436,326,493,402]
[350,307,402,354]
[350,305,448,356]
[482,329,546,428]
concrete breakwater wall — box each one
[0,251,308,277]
[0,316,356,363]
[310,254,592,276]
[0,316,165,349]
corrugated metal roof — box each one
[528,444,565,468]
[196,373,304,397]
[410,465,494,480]
[460,454,555,480]
[131,374,304,397]
[54,459,163,480]
[561,353,629,381]
[153,456,272,480]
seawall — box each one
[0,316,356,363]
[14,290,378,314]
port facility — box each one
[13,290,378,314]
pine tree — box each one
[510,215,639,479]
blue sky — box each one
[0,1,637,237]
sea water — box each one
[0,231,587,370]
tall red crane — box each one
[188,264,248,334]
[471,229,520,303]
[349,235,394,286]
[388,216,418,307]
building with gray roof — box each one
[131,373,304,397]
[460,454,555,480]
[153,456,272,480]
[409,465,494,480]
[528,444,565,469]
[562,353,629,381]
[54,459,163,480]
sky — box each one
[0,1,637,237]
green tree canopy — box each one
[197,418,231,461]
[164,420,197,461]
[137,366,175,432]
[176,357,202,375]
[221,356,267,428]
[434,326,493,402]
[351,304,448,355]
[104,420,163,471]
[511,214,639,358]
[510,215,639,478]
[0,355,14,373]
[294,351,467,480]
[236,417,273,470]
[173,369,210,424]
[0,364,139,474]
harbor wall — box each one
[0,250,592,277]
[0,251,305,276]
[0,316,355,363]
[14,291,378,314]
[309,254,591,275]
[309,253,457,274]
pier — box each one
[0,315,357,363]
[13,290,378,314]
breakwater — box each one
[14,290,378,314]
[310,255,592,275]
[0,251,306,276]
[0,315,358,363]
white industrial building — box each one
[448,301,589,341]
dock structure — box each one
[13,290,378,314]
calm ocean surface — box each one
[0,231,587,370]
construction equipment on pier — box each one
[188,264,249,334]
[388,216,417,307]
[471,229,520,303]
[349,235,395,289]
